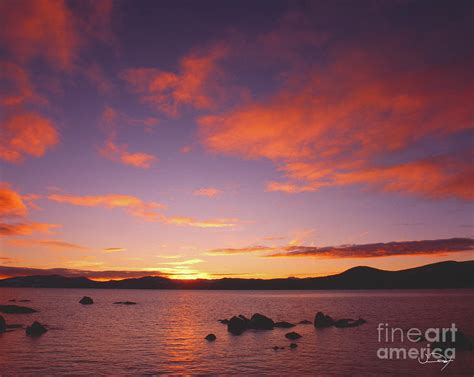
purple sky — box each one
[0,0,472,279]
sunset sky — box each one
[0,0,473,280]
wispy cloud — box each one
[0,183,60,237]
[98,106,158,169]
[121,44,228,116]
[48,192,239,228]
[207,245,276,255]
[0,266,166,280]
[0,113,59,163]
[7,239,88,250]
[0,0,113,70]
[158,258,203,266]
[103,247,126,253]
[193,187,222,198]
[207,238,474,259]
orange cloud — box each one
[0,222,60,237]
[122,44,228,116]
[0,184,28,218]
[265,238,474,259]
[0,183,59,237]
[0,0,113,70]
[0,62,43,106]
[103,247,126,253]
[98,106,158,168]
[0,112,59,163]
[100,140,157,169]
[207,238,474,258]
[7,239,88,250]
[48,192,238,228]
[193,187,222,198]
[48,193,165,221]
[165,216,237,228]
[207,245,276,255]
[198,50,473,199]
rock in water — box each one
[205,333,217,341]
[250,313,275,330]
[274,321,295,328]
[113,301,137,305]
[26,322,48,336]
[285,331,302,340]
[290,343,298,349]
[0,315,6,333]
[298,320,312,325]
[314,311,334,328]
[0,305,37,314]
[334,318,366,328]
[227,316,248,335]
[79,296,94,305]
[218,319,229,324]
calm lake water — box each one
[0,288,472,376]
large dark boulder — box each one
[205,333,217,341]
[250,313,274,330]
[79,296,94,305]
[285,331,302,340]
[314,311,334,328]
[0,315,5,333]
[0,305,37,314]
[227,316,248,335]
[26,321,48,337]
[334,318,366,328]
[274,321,295,328]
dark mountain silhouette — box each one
[0,260,472,290]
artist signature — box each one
[418,351,453,371]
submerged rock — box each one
[432,331,473,351]
[6,324,23,329]
[274,321,295,328]
[79,296,94,305]
[314,312,334,328]
[0,305,37,314]
[0,315,5,333]
[18,300,31,303]
[298,320,312,325]
[26,322,48,337]
[205,333,217,341]
[334,318,366,328]
[228,316,248,335]
[290,343,298,349]
[250,313,274,330]
[113,301,137,305]
[285,331,302,340]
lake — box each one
[0,288,472,376]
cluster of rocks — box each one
[79,297,138,306]
[209,311,369,349]
[314,311,366,329]
[0,313,47,337]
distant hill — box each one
[0,260,472,290]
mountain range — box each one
[0,260,472,290]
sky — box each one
[0,0,473,280]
